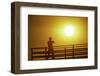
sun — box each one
[64,26,74,37]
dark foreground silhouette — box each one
[29,37,88,60]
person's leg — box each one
[47,50,50,59]
[52,50,55,59]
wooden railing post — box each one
[72,45,74,58]
[31,48,33,60]
[64,48,67,59]
[45,47,48,60]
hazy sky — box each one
[28,15,88,48]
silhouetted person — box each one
[47,37,55,59]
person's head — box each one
[49,37,52,41]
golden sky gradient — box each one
[28,15,88,48]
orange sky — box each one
[28,15,88,48]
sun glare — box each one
[64,26,74,37]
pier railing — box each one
[30,43,88,60]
